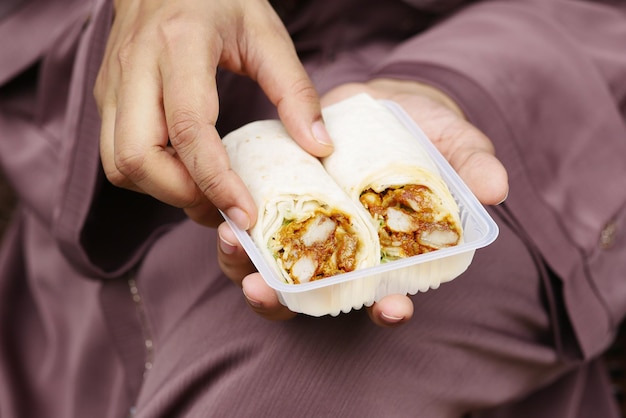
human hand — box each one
[94,0,333,229]
[218,78,509,327]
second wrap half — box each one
[322,94,463,262]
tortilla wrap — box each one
[222,120,381,284]
[321,94,463,261]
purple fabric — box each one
[1,0,625,416]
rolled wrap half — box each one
[321,94,463,262]
[222,120,381,284]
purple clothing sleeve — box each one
[372,0,626,358]
[0,0,185,278]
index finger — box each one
[244,9,334,158]
[159,27,257,230]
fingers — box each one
[217,222,295,320]
[241,274,297,321]
[452,145,509,206]
[95,3,206,211]
[113,46,198,203]
[185,199,225,228]
[217,222,256,280]
[429,121,509,206]
[96,2,259,229]
[367,295,414,327]
[158,21,257,229]
[244,8,334,158]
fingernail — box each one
[381,312,404,324]
[311,120,333,147]
[496,190,509,205]
[219,234,237,255]
[242,288,262,308]
[226,207,251,230]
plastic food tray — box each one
[222,100,499,317]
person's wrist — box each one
[367,78,466,119]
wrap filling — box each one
[360,185,461,261]
[269,209,361,284]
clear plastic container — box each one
[222,100,499,317]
